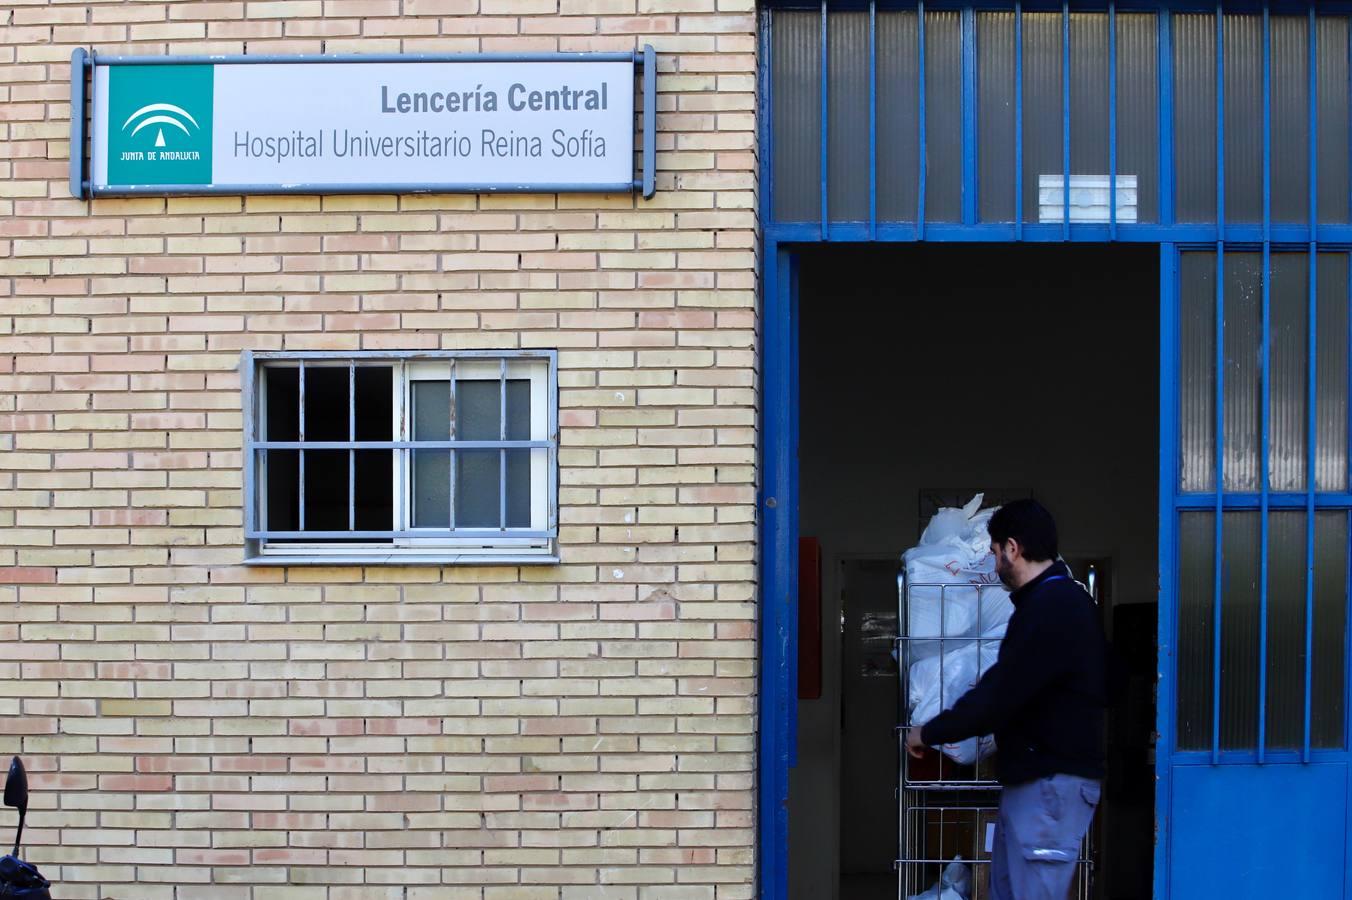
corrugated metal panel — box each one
[1223,14,1263,224]
[925,10,963,222]
[1223,252,1263,493]
[1317,16,1350,224]
[1070,13,1109,179]
[978,11,1016,222]
[828,11,870,223]
[772,10,822,223]
[1117,12,1160,223]
[1174,13,1217,222]
[1021,12,1063,222]
[1271,15,1309,224]
[1316,253,1349,491]
[876,11,920,222]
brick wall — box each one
[0,2,759,897]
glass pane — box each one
[828,11,869,222]
[264,367,298,442]
[1117,13,1159,223]
[354,366,393,441]
[1271,253,1309,492]
[1180,252,1217,492]
[1174,13,1217,222]
[1318,17,1350,225]
[1220,511,1261,751]
[1070,14,1109,180]
[1224,14,1263,224]
[303,366,350,442]
[1266,510,1308,750]
[455,379,531,529]
[304,449,350,532]
[1224,252,1262,492]
[1317,253,1350,492]
[264,448,299,532]
[925,10,962,223]
[877,11,919,222]
[978,11,1016,222]
[1272,16,1310,224]
[772,10,822,223]
[1022,12,1063,222]
[354,449,393,532]
[1177,511,1216,751]
[412,380,450,529]
[457,450,499,528]
[1313,511,1348,749]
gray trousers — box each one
[990,774,1101,900]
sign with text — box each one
[83,54,647,196]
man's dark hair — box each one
[988,499,1059,562]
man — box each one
[905,499,1108,900]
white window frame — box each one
[242,350,559,565]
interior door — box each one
[1160,246,1352,898]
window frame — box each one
[242,349,559,566]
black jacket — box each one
[920,561,1109,786]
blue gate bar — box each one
[1257,4,1271,766]
[500,358,508,532]
[1015,1,1024,237]
[1062,1,1071,239]
[348,362,356,533]
[1304,4,1320,763]
[870,0,878,238]
[962,6,977,225]
[918,0,928,236]
[448,359,457,531]
[298,359,306,534]
[821,0,829,240]
[1109,1,1118,238]
[1211,5,1226,767]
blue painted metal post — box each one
[1258,3,1271,765]
[1304,4,1320,764]
[1156,243,1180,900]
[1211,4,1227,767]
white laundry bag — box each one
[903,495,1013,660]
[907,856,972,900]
[909,641,1000,765]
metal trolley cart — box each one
[895,572,1094,900]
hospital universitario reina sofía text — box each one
[230,80,615,163]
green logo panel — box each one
[107,65,214,186]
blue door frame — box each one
[757,3,1352,898]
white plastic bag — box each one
[907,856,972,900]
[903,495,1012,659]
[909,641,1000,765]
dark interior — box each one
[788,244,1160,900]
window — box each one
[242,351,558,565]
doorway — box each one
[785,244,1160,900]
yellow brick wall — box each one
[0,2,760,897]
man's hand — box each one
[905,726,928,759]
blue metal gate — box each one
[759,3,1352,898]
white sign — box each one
[89,58,638,193]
